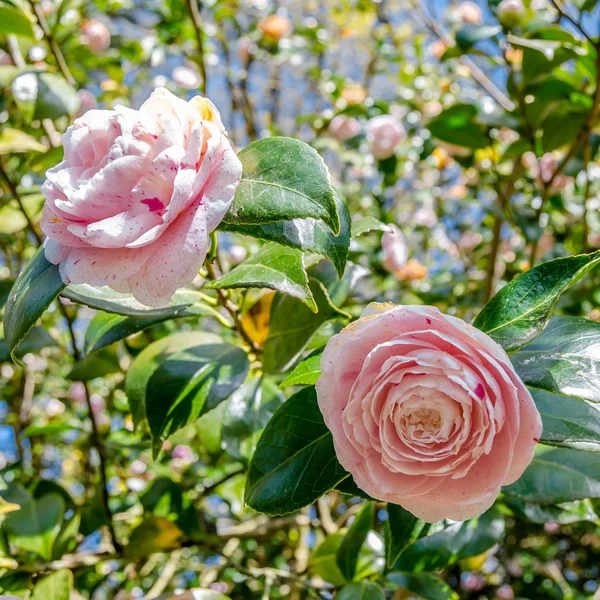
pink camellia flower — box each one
[328,115,361,143]
[366,115,406,161]
[75,89,97,118]
[381,224,408,274]
[316,303,541,522]
[80,19,111,53]
[41,87,242,307]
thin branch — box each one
[59,303,122,555]
[204,258,260,353]
[186,0,208,95]
[412,1,515,112]
[0,159,43,245]
[27,0,76,86]
[549,0,595,45]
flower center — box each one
[403,407,443,439]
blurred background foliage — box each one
[1,0,600,598]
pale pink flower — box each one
[76,89,97,118]
[172,65,203,90]
[80,19,111,53]
[366,115,405,160]
[328,115,361,143]
[41,87,242,307]
[316,303,541,522]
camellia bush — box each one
[1,0,600,598]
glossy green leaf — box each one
[388,572,459,600]
[385,504,427,568]
[12,71,79,122]
[279,350,323,388]
[67,347,121,382]
[245,386,348,515]
[223,137,340,235]
[0,193,45,235]
[337,582,385,600]
[221,188,350,278]
[427,104,489,150]
[63,284,202,317]
[207,243,316,311]
[126,332,249,454]
[336,502,374,581]
[0,128,46,154]
[221,377,285,461]
[533,388,600,451]
[81,299,219,354]
[1,486,64,560]
[503,446,600,504]
[474,251,600,352]
[0,5,35,39]
[30,569,72,600]
[394,508,504,573]
[511,316,600,403]
[3,246,66,359]
[263,279,348,374]
[503,497,598,524]
[51,515,80,560]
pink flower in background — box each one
[366,115,405,160]
[172,65,203,90]
[80,19,111,53]
[316,303,541,522]
[41,87,242,307]
[76,89,98,118]
[328,115,360,142]
[454,1,483,24]
[381,224,408,274]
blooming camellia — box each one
[366,115,405,161]
[40,87,242,307]
[316,303,541,522]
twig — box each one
[0,159,43,245]
[186,0,208,94]
[549,0,595,45]
[146,550,181,599]
[204,258,260,353]
[412,1,515,112]
[27,0,76,85]
[60,303,122,554]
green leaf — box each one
[534,388,600,452]
[385,504,427,568]
[279,350,323,388]
[207,243,316,311]
[221,377,285,461]
[245,386,348,515]
[263,279,348,374]
[456,25,502,50]
[350,217,390,238]
[511,316,600,403]
[0,128,46,154]
[394,508,504,573]
[336,502,374,581]
[62,284,203,316]
[12,71,79,122]
[0,5,35,39]
[503,497,597,524]
[126,332,249,453]
[388,572,459,600]
[220,188,351,278]
[3,246,66,360]
[124,516,182,557]
[223,137,340,235]
[30,569,72,600]
[337,582,386,600]
[504,446,600,504]
[0,326,57,363]
[427,104,490,150]
[473,250,600,352]
[51,515,80,560]
[1,487,64,560]
[67,347,121,382]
